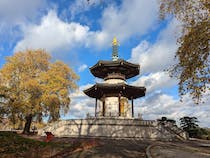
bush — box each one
[188,128,210,139]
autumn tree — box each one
[159,0,209,103]
[0,50,79,134]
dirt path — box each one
[51,138,152,158]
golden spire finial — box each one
[112,37,118,46]
[112,37,119,61]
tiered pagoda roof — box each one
[83,83,146,99]
[90,59,140,79]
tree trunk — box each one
[23,114,32,134]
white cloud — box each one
[63,83,95,119]
[15,10,90,53]
[84,0,159,49]
[130,19,181,74]
[100,0,158,44]
[69,83,93,98]
[14,0,161,52]
[67,97,95,118]
[78,64,88,72]
[67,0,159,49]
[132,71,177,94]
[128,19,181,98]
[0,0,45,24]
[69,0,101,20]
[0,0,47,53]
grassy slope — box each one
[0,131,99,158]
[0,131,70,158]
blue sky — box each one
[0,0,209,127]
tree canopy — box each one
[0,50,79,133]
[180,116,199,137]
[159,0,209,103]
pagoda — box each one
[84,37,146,118]
[38,38,188,141]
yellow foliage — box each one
[0,49,79,123]
[159,0,209,104]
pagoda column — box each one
[102,100,105,116]
[131,97,134,117]
[118,93,121,116]
[95,98,97,117]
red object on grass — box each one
[44,132,54,142]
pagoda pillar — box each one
[131,97,134,117]
[102,101,105,116]
[118,93,121,116]
[95,98,97,117]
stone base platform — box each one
[38,118,187,140]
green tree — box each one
[180,116,199,137]
[159,0,209,103]
[0,50,79,134]
[158,117,177,126]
